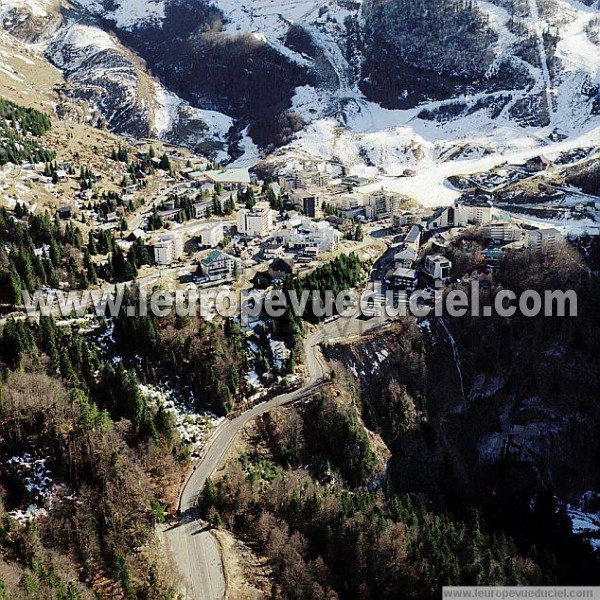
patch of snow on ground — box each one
[566,492,600,550]
[110,0,166,30]
[507,210,600,237]
[231,126,261,168]
[75,0,166,30]
[0,0,51,19]
[245,370,262,388]
[49,24,118,70]
[153,84,181,138]
[153,82,233,161]
[6,454,60,523]
[139,384,224,456]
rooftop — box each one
[393,267,417,278]
[202,250,231,266]
[405,225,421,244]
[204,168,251,185]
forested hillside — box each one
[0,99,54,166]
[320,242,600,597]
[0,362,185,597]
[197,382,594,599]
[361,0,508,107]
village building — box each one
[423,255,452,281]
[390,266,418,291]
[393,209,427,230]
[200,250,237,281]
[270,339,291,362]
[394,247,418,268]
[204,168,251,189]
[268,258,294,280]
[528,227,561,252]
[524,155,552,173]
[200,223,224,248]
[364,190,397,220]
[127,228,147,242]
[237,205,274,238]
[428,199,493,230]
[263,240,286,259]
[56,206,72,220]
[481,221,527,243]
[154,233,183,265]
[403,225,422,252]
[289,188,323,218]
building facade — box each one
[237,205,274,237]
[201,223,224,248]
[424,255,452,281]
[154,233,183,265]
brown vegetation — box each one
[0,370,184,598]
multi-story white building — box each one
[331,190,399,221]
[279,165,330,192]
[393,209,427,230]
[364,190,395,220]
[270,339,291,362]
[289,188,323,218]
[154,233,183,265]
[237,205,273,238]
[481,221,526,243]
[300,218,342,252]
[428,200,494,230]
[277,225,342,254]
[201,223,224,248]
[528,228,561,252]
[404,225,422,252]
[200,250,237,281]
[424,255,452,281]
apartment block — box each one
[201,223,224,248]
[237,205,274,237]
[154,233,183,265]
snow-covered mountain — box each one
[1,0,598,169]
[0,0,235,161]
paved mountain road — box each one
[165,315,389,599]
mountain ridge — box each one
[1,0,598,170]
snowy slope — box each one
[0,0,236,157]
[0,0,237,159]
[73,0,167,30]
[153,84,233,163]
[2,0,598,173]
[210,0,599,176]
[0,0,53,18]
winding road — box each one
[165,314,390,599]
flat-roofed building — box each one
[390,266,418,291]
[203,168,251,188]
[201,223,224,248]
[289,188,322,218]
[528,227,561,252]
[365,190,394,220]
[481,221,526,243]
[237,205,274,238]
[428,200,493,230]
[154,233,183,265]
[424,255,452,281]
[393,209,427,230]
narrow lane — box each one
[167,315,389,599]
